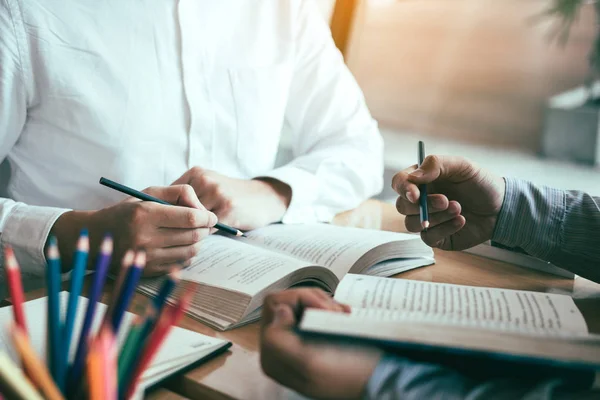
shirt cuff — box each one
[258,165,335,224]
[492,177,565,261]
[1,203,70,276]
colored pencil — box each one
[4,246,27,335]
[124,286,194,399]
[68,235,113,389]
[102,250,134,329]
[417,141,429,231]
[99,177,245,237]
[61,230,89,391]
[117,312,146,387]
[0,351,43,400]
[45,237,62,385]
[99,328,117,400]
[87,338,104,400]
[110,251,146,334]
[151,268,180,315]
[118,268,181,389]
[10,326,64,400]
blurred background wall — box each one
[331,0,597,150]
[306,0,600,197]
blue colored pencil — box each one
[68,235,113,390]
[45,236,62,387]
[418,141,430,231]
[110,251,146,334]
[151,268,180,317]
[61,229,89,390]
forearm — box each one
[365,355,595,400]
[264,140,384,223]
[492,178,600,283]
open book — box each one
[300,274,600,371]
[138,223,434,331]
[0,293,231,396]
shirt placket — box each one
[178,0,215,170]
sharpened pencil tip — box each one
[100,236,114,254]
[236,231,245,237]
[133,251,147,268]
[4,246,17,269]
[169,268,182,280]
[122,250,135,267]
[422,221,430,230]
[47,236,60,259]
[77,231,90,252]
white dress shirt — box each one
[0,0,384,278]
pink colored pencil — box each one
[99,328,117,400]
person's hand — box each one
[51,184,217,276]
[172,167,291,230]
[260,289,382,400]
[392,155,506,250]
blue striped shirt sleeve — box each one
[364,355,596,400]
[492,178,600,283]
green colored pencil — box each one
[117,313,148,387]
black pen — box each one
[99,177,245,237]
[418,141,429,231]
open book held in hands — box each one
[138,223,434,331]
[299,274,600,372]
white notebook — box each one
[0,292,231,395]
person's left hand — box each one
[172,168,292,230]
[260,289,383,400]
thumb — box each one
[409,155,476,184]
[271,305,297,329]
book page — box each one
[299,309,600,367]
[334,274,588,334]
[241,223,430,278]
[179,235,312,295]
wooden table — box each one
[154,249,600,400]
[13,202,600,399]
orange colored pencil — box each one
[10,326,63,400]
[125,286,194,399]
[4,247,27,335]
[87,338,104,400]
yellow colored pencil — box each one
[0,351,43,400]
[10,326,64,400]
[87,337,105,400]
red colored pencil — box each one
[4,246,28,335]
[125,286,194,399]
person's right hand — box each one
[260,289,382,400]
[392,155,505,250]
[51,184,217,276]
